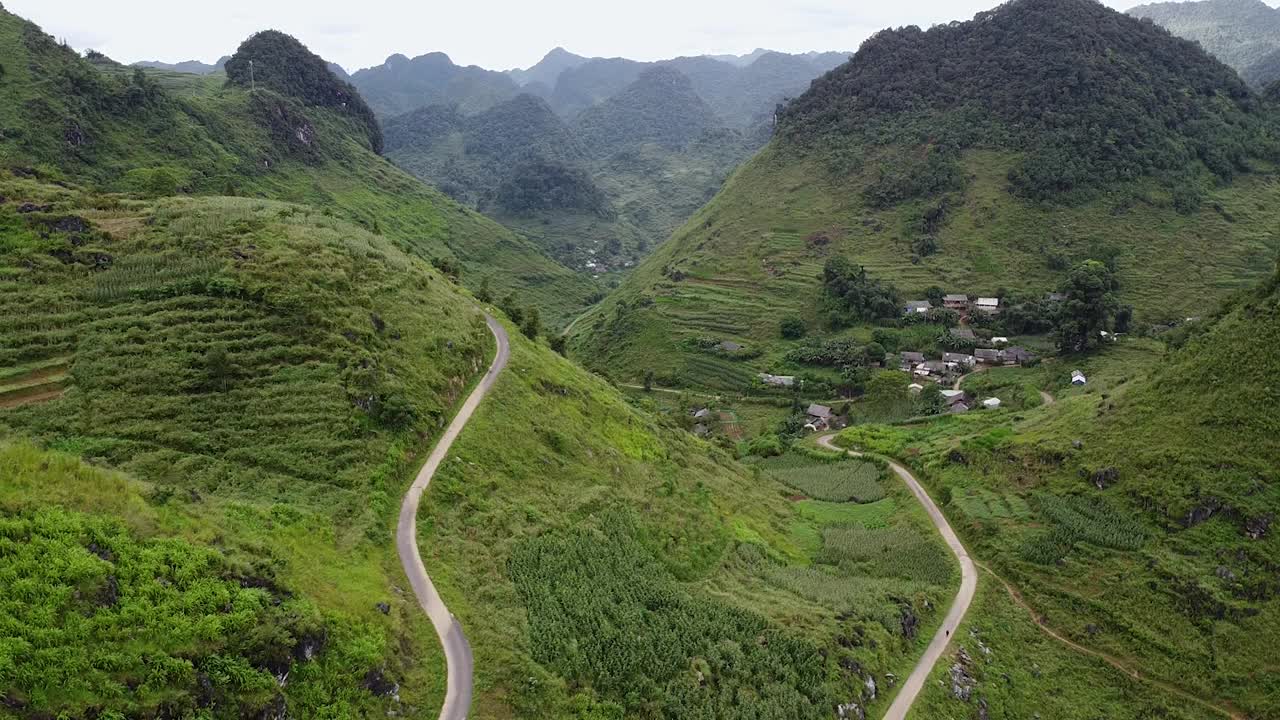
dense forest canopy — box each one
[575,66,721,154]
[1128,0,1280,83]
[224,30,383,153]
[779,0,1280,201]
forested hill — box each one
[350,52,520,117]
[575,67,720,153]
[780,0,1275,202]
[224,30,383,153]
[1128,0,1280,86]
[0,6,594,323]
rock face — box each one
[899,603,920,639]
[948,647,976,701]
[1244,514,1273,540]
[1090,466,1119,489]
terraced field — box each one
[0,357,70,408]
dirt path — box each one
[976,562,1241,720]
[397,314,509,720]
[817,434,977,720]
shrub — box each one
[780,316,807,339]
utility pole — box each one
[249,59,256,93]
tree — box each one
[643,370,655,392]
[919,384,945,415]
[926,286,945,306]
[500,294,524,325]
[779,316,807,340]
[477,277,493,304]
[548,334,567,356]
[864,370,910,416]
[1055,260,1119,354]
[202,346,236,392]
[821,256,901,326]
[521,307,542,340]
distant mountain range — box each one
[133,55,351,80]
[349,46,848,123]
[1129,0,1280,87]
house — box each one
[974,348,1003,364]
[1046,292,1067,303]
[943,352,977,368]
[692,408,713,421]
[900,351,926,371]
[976,297,1000,314]
[908,383,925,394]
[991,336,1009,346]
[941,389,967,406]
[950,402,971,414]
[1004,347,1035,366]
[904,300,932,316]
[982,397,1002,410]
[950,327,976,341]
[759,373,796,388]
[807,404,834,421]
[718,341,743,353]
[1071,370,1087,386]
[944,294,969,310]
[919,360,949,377]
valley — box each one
[2,0,1279,719]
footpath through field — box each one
[397,314,509,720]
[817,433,977,720]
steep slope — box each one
[350,52,519,117]
[547,56,647,118]
[1129,0,1280,85]
[0,10,593,324]
[572,0,1280,388]
[575,66,720,153]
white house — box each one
[982,397,1002,409]
[904,300,932,316]
[908,383,925,394]
[1071,370,1087,386]
[940,389,967,406]
[991,336,1009,346]
[976,297,1001,314]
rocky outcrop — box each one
[1089,466,1119,490]
[948,647,976,701]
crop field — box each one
[760,453,887,503]
[818,525,956,585]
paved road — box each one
[817,434,977,720]
[397,314,510,720]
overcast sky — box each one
[7,0,1191,73]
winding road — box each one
[397,314,509,720]
[817,433,977,720]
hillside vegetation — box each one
[571,0,1280,388]
[0,173,496,717]
[1129,0,1280,87]
[837,264,1280,717]
[0,9,594,324]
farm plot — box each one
[761,453,887,503]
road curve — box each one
[818,433,977,720]
[397,314,510,720]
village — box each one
[742,291,1098,434]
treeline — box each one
[779,0,1280,203]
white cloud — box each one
[3,0,1201,72]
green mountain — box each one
[0,11,593,324]
[133,56,229,74]
[575,66,720,153]
[349,52,519,117]
[1129,0,1280,86]
[571,0,1280,389]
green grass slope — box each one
[0,174,497,716]
[572,0,1280,387]
[0,9,594,324]
[834,266,1280,717]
